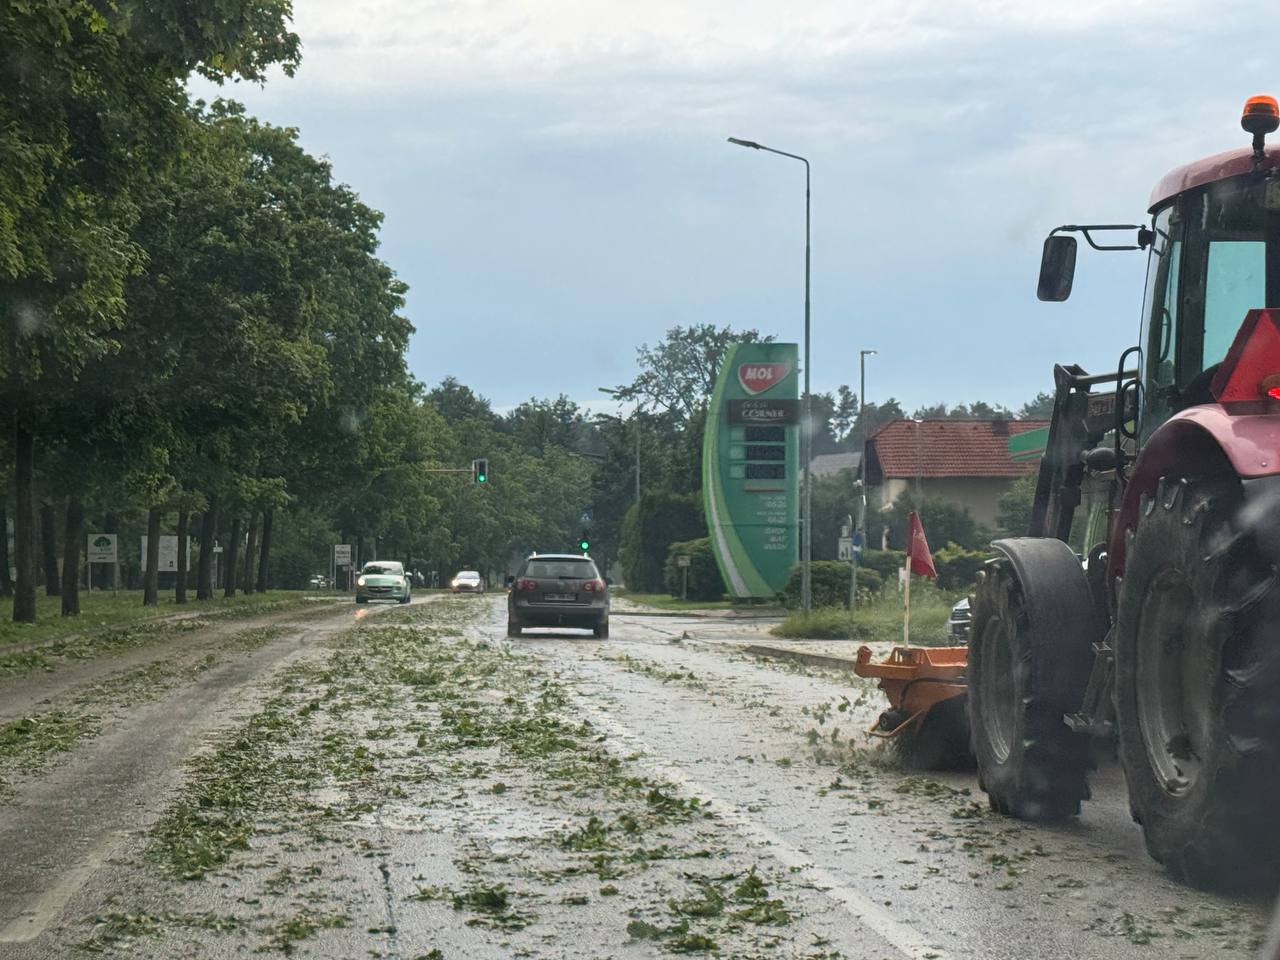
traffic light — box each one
[578,532,590,553]
[472,459,489,484]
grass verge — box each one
[0,590,331,648]
[771,594,956,644]
[615,591,773,612]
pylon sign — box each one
[703,342,799,597]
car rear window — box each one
[525,559,598,579]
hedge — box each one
[618,492,706,592]
[781,560,884,609]
[662,538,726,601]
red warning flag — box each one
[906,511,937,578]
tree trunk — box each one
[0,501,13,598]
[175,509,189,604]
[196,497,218,600]
[143,507,161,606]
[241,511,259,595]
[39,503,60,596]
[223,516,241,599]
[61,498,84,615]
[12,420,36,622]
[356,533,364,572]
[256,508,273,593]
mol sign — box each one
[703,342,799,597]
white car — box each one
[450,570,485,594]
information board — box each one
[702,342,799,597]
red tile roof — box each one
[867,419,1049,479]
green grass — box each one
[0,590,327,647]
[770,593,958,645]
[615,591,774,612]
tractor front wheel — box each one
[1114,476,1280,889]
[967,538,1099,820]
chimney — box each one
[992,418,1009,436]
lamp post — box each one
[728,136,813,613]
[858,348,876,521]
[852,349,875,611]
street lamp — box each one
[728,135,813,614]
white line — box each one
[0,831,125,943]
[574,698,949,960]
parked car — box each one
[947,596,971,642]
[507,553,609,638]
[355,560,411,604]
[450,570,485,594]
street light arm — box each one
[727,137,809,169]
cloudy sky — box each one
[195,0,1271,413]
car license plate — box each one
[544,592,576,601]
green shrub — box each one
[662,538,726,601]
[780,561,883,609]
[858,549,905,582]
[932,542,988,591]
[618,492,706,592]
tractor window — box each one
[1203,240,1265,365]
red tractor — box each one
[967,95,1280,888]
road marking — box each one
[572,697,949,960]
[0,831,125,943]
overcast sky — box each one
[194,0,1272,414]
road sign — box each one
[140,536,181,572]
[86,533,117,564]
[676,555,691,568]
[703,342,799,598]
[334,544,352,566]
[838,537,854,562]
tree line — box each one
[1,3,597,622]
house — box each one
[862,419,1048,530]
[808,451,862,479]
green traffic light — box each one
[579,540,590,552]
[477,473,487,483]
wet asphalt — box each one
[0,594,1269,959]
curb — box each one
[740,644,858,672]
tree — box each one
[997,474,1036,538]
[832,385,858,441]
[875,489,989,552]
[1,2,299,622]
[608,324,773,420]
[1018,392,1056,420]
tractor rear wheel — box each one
[967,539,1099,820]
[1114,476,1280,889]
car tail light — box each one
[582,578,605,592]
[517,578,538,591]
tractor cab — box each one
[1040,96,1280,450]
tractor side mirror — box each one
[1037,234,1077,302]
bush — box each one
[780,561,883,609]
[662,538,726,601]
[858,548,905,582]
[619,492,705,592]
[932,541,988,591]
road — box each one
[0,594,1268,959]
